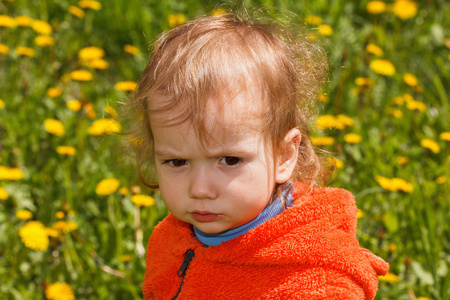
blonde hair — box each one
[124,9,328,189]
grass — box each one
[0,0,449,299]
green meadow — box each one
[0,0,448,299]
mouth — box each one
[191,211,223,223]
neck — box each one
[193,183,293,247]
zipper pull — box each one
[177,249,195,277]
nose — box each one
[188,166,218,200]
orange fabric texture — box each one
[143,183,389,299]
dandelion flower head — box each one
[66,100,82,112]
[78,0,102,10]
[44,119,65,136]
[366,44,383,56]
[47,87,63,98]
[95,178,120,196]
[15,15,33,27]
[131,194,156,207]
[16,47,36,57]
[45,282,75,300]
[35,35,55,47]
[0,15,17,28]
[378,273,401,283]
[366,1,386,14]
[370,59,396,76]
[440,132,450,141]
[124,44,140,55]
[87,118,121,135]
[0,166,25,180]
[79,46,104,61]
[403,73,418,86]
[311,136,335,146]
[420,139,440,153]
[305,15,323,25]
[0,187,9,200]
[16,210,33,220]
[393,0,418,20]
[344,133,362,144]
[19,221,49,251]
[168,14,186,28]
[70,69,93,81]
[114,81,137,92]
[56,146,76,156]
[69,6,85,18]
[317,24,333,36]
[0,44,10,55]
[31,20,52,35]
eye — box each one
[220,157,241,166]
[166,159,188,167]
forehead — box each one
[148,86,266,145]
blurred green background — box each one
[0,0,449,299]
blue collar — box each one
[193,185,294,247]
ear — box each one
[275,128,301,184]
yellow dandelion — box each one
[366,1,386,14]
[420,139,440,153]
[392,96,404,106]
[31,20,52,35]
[0,99,5,109]
[406,99,426,112]
[131,194,155,207]
[35,35,55,47]
[355,77,374,86]
[311,136,336,146]
[317,93,329,103]
[44,119,65,136]
[378,273,400,283]
[316,115,342,130]
[0,15,17,28]
[415,297,432,300]
[317,24,333,36]
[211,8,227,17]
[78,0,102,10]
[19,221,49,251]
[403,73,418,86]
[55,211,65,219]
[124,44,140,55]
[104,105,118,118]
[387,108,403,118]
[95,178,120,196]
[119,187,130,195]
[397,156,409,165]
[47,87,63,98]
[327,157,344,169]
[357,210,366,219]
[0,187,9,200]
[336,114,355,128]
[15,47,36,57]
[56,146,76,156]
[45,282,75,300]
[168,14,186,28]
[370,59,395,76]
[87,118,121,136]
[15,15,33,27]
[68,210,76,217]
[16,210,33,220]
[305,15,323,25]
[436,176,448,184]
[120,254,133,263]
[0,44,10,55]
[84,102,97,119]
[375,176,413,193]
[393,0,418,20]
[366,44,383,56]
[78,46,105,61]
[388,243,397,252]
[66,100,82,112]
[114,81,137,92]
[52,220,78,233]
[70,69,93,81]
[45,227,60,238]
[439,132,450,141]
[0,166,25,180]
[344,133,362,144]
[69,6,85,18]
[84,58,109,69]
[306,32,318,42]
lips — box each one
[191,211,223,223]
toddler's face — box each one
[150,92,280,234]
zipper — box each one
[172,249,195,300]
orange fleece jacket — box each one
[143,183,389,299]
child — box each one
[127,9,389,300]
